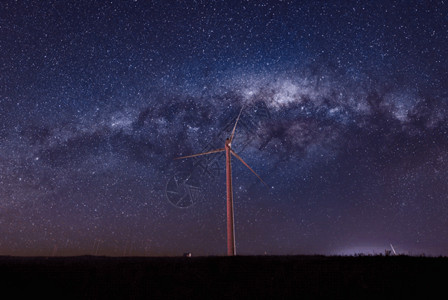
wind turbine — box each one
[175,107,268,256]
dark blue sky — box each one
[1,0,447,256]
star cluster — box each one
[1,0,447,256]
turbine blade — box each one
[229,106,244,142]
[174,148,225,160]
[390,244,397,255]
[230,149,268,188]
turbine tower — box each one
[175,107,267,256]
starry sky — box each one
[1,0,447,256]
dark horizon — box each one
[2,255,447,299]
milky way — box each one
[1,1,447,256]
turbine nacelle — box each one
[225,137,232,148]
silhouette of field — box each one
[1,255,446,299]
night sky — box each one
[1,0,447,256]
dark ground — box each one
[1,255,446,299]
